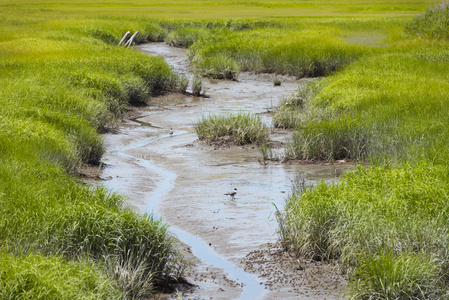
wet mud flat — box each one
[87,43,351,299]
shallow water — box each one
[92,43,351,299]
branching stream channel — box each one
[86,43,352,299]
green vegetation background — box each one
[1,0,448,299]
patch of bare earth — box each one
[243,243,346,299]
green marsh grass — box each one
[188,25,370,79]
[273,77,282,86]
[0,16,185,298]
[405,1,449,39]
[0,0,435,18]
[167,27,210,48]
[195,113,269,145]
[347,250,442,299]
[192,54,241,80]
[191,75,203,96]
[278,163,449,298]
[1,1,447,298]
[277,23,449,299]
[0,155,185,297]
[273,84,315,129]
[185,17,407,80]
[285,42,449,163]
[0,252,122,299]
[275,5,449,299]
[176,73,189,93]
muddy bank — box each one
[87,43,351,299]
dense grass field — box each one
[0,0,436,18]
[274,4,449,299]
[0,14,186,299]
[1,0,448,298]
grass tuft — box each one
[273,84,316,129]
[347,250,442,299]
[193,55,240,80]
[167,27,210,48]
[191,75,203,96]
[278,163,449,298]
[195,112,269,145]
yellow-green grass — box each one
[195,113,269,145]
[187,17,408,79]
[405,0,449,39]
[285,39,449,163]
[1,1,448,298]
[166,27,210,48]
[273,83,315,129]
[0,0,436,18]
[276,5,449,299]
[0,16,185,298]
[278,163,449,298]
[0,252,122,299]
[0,155,184,297]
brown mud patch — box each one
[79,164,113,181]
[86,43,353,299]
[242,243,345,298]
[195,137,270,150]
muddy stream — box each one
[87,43,351,299]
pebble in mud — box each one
[241,243,345,298]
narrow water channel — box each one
[91,43,350,299]
[114,139,265,299]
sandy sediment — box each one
[84,43,352,299]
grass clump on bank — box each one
[0,156,184,298]
[273,84,316,129]
[182,17,404,81]
[348,250,442,299]
[278,163,449,299]
[192,53,241,80]
[195,113,269,145]
[167,27,210,48]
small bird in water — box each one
[224,188,237,200]
[169,128,173,136]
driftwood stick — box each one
[118,31,130,46]
[124,30,140,47]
